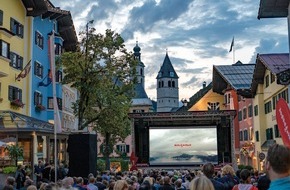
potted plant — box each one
[10,99,25,108]
[4,145,24,166]
[35,104,46,112]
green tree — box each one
[61,28,137,170]
[5,145,23,166]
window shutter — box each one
[19,56,23,70]
[10,18,14,32]
[20,24,23,38]
[8,86,13,100]
[35,31,38,45]
[116,145,120,151]
[40,94,43,104]
[0,10,3,26]
[19,89,22,102]
[126,145,130,153]
[34,92,37,105]
[100,144,104,154]
[9,52,14,67]
[34,61,37,75]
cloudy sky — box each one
[51,0,288,101]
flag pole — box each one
[233,39,235,64]
[49,31,59,183]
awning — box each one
[0,110,53,133]
[261,139,276,150]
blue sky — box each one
[51,0,288,101]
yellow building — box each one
[188,83,225,111]
[0,0,32,114]
[251,53,288,171]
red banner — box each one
[276,98,290,148]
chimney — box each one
[203,81,206,88]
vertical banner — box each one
[276,98,290,148]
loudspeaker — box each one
[68,134,97,177]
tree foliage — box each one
[60,28,137,169]
[5,145,23,166]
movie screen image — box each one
[149,127,218,165]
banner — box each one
[15,60,31,81]
[276,98,290,148]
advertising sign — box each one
[276,98,290,148]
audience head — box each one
[114,179,129,190]
[266,143,290,180]
[202,163,215,178]
[240,169,251,184]
[189,176,214,190]
[221,164,235,176]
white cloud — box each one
[51,0,289,101]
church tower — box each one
[156,52,179,112]
[133,41,145,88]
[131,41,153,113]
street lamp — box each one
[181,99,188,107]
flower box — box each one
[10,99,25,108]
[35,104,46,112]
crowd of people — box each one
[2,144,290,190]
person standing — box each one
[232,169,258,190]
[266,144,290,190]
[202,163,225,190]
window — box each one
[161,81,164,87]
[170,72,174,77]
[265,75,269,87]
[10,18,23,38]
[56,70,62,83]
[116,144,129,153]
[34,91,42,105]
[266,128,273,140]
[244,130,248,141]
[8,86,22,101]
[0,10,3,26]
[254,105,258,116]
[35,31,44,49]
[168,81,171,87]
[34,61,43,78]
[158,81,161,88]
[55,43,62,55]
[238,110,242,121]
[243,108,247,120]
[0,40,10,58]
[207,102,220,111]
[274,125,281,138]
[239,131,243,141]
[248,105,253,117]
[227,94,231,104]
[133,109,144,113]
[264,101,272,114]
[270,73,275,83]
[172,81,175,88]
[47,97,62,110]
[255,131,259,142]
[278,89,289,103]
[9,52,23,70]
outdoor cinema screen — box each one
[149,127,218,165]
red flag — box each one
[276,98,290,148]
[15,60,31,81]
